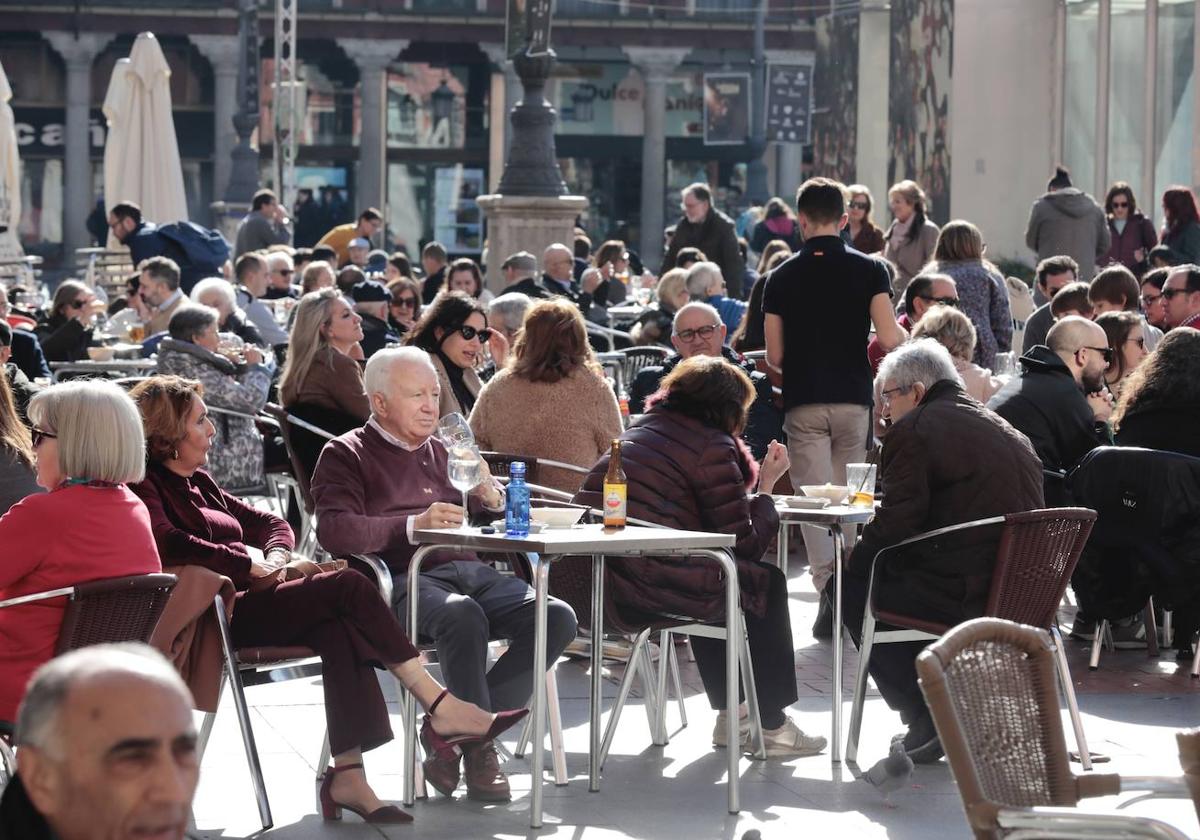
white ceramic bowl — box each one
[529,507,586,528]
[87,346,115,362]
[784,496,830,509]
[799,484,849,503]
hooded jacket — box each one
[987,346,1108,485]
[1025,188,1110,281]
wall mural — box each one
[888,0,953,223]
[811,8,859,185]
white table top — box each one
[772,500,876,525]
[413,522,735,555]
[49,358,156,370]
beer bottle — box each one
[602,439,627,529]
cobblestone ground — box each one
[190,562,1200,839]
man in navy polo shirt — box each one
[763,178,907,637]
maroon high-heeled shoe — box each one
[420,689,530,762]
[318,763,412,824]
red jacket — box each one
[0,485,160,722]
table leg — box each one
[831,524,844,764]
[589,554,605,792]
[777,521,789,575]
[530,552,549,829]
[694,548,740,814]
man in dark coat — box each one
[349,279,400,359]
[989,316,1112,503]
[843,339,1044,762]
[660,183,746,298]
[0,321,41,421]
[628,302,782,460]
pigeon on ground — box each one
[861,739,914,806]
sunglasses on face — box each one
[456,325,492,343]
[849,201,870,210]
[69,299,88,310]
[274,268,294,276]
[674,324,721,342]
[1162,287,1190,300]
[31,427,57,448]
[393,297,417,308]
[1083,345,1115,365]
[1111,200,1129,208]
[920,295,959,308]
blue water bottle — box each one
[505,461,530,537]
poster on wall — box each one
[703,73,750,146]
[433,166,484,252]
[766,63,815,144]
[553,63,705,138]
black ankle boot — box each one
[811,592,833,639]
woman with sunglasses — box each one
[845,184,885,255]
[1095,310,1148,399]
[279,288,370,423]
[1102,182,1157,275]
[386,276,422,336]
[0,380,161,727]
[406,291,503,418]
[1113,328,1200,458]
[928,219,1013,369]
[34,280,106,363]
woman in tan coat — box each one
[470,298,622,494]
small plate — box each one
[782,496,830,509]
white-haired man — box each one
[0,643,198,840]
[842,339,1044,763]
[684,261,746,335]
[264,251,300,300]
[190,276,267,349]
[310,347,578,803]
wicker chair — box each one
[846,508,1097,767]
[917,618,1192,839]
[0,573,178,790]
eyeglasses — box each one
[849,201,870,210]
[1111,200,1129,208]
[673,323,721,342]
[1082,345,1115,365]
[880,385,910,404]
[1140,292,1163,306]
[457,325,493,343]
[920,295,959,308]
[393,297,417,308]
[31,427,57,448]
[1126,336,1146,349]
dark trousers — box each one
[690,564,798,726]
[394,561,578,712]
[231,568,419,756]
[840,569,929,724]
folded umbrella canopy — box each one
[103,32,189,231]
[0,57,22,255]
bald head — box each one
[542,243,574,282]
[1047,315,1110,391]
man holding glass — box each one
[311,347,578,803]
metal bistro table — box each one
[773,501,875,763]
[49,358,157,382]
[405,524,738,828]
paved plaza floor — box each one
[190,561,1200,839]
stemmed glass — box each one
[438,413,480,530]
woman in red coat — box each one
[573,356,826,759]
[0,380,160,726]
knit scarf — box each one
[889,215,914,243]
[436,347,476,414]
[765,215,794,236]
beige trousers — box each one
[784,403,871,594]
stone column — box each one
[765,49,815,200]
[191,35,241,211]
[46,32,112,257]
[623,47,689,271]
[338,39,405,216]
[856,0,891,217]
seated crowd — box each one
[3,172,1200,832]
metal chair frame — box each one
[847,509,1097,769]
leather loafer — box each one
[422,752,462,798]
[462,741,511,802]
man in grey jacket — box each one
[234,189,292,258]
[1025,166,1110,283]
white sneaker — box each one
[711,710,751,748]
[746,718,827,759]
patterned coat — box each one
[156,337,271,490]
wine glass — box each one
[447,445,479,530]
[437,413,475,449]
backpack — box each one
[156,221,231,273]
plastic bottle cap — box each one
[510,461,526,476]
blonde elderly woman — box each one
[301,259,337,295]
[156,305,272,490]
[0,380,160,726]
[190,276,267,349]
[470,298,623,493]
[630,268,689,347]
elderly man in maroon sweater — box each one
[311,347,577,802]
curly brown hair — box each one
[1113,329,1200,428]
[128,375,205,463]
[509,298,601,384]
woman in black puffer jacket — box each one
[572,355,825,758]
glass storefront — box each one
[1108,0,1145,194]
[1064,0,1099,190]
[1155,0,1195,196]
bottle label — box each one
[603,483,627,526]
